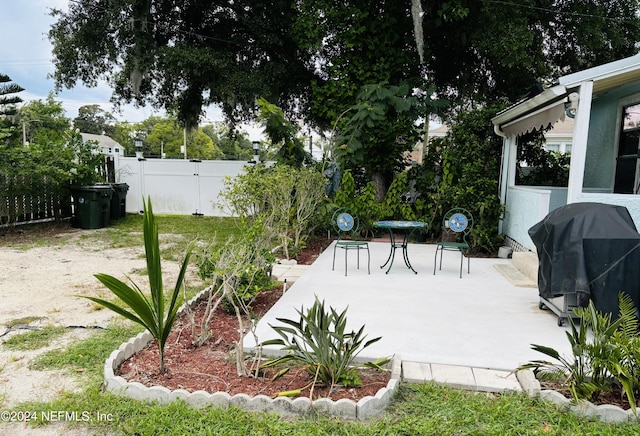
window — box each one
[545,143,560,153]
[614,103,640,194]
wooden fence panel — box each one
[0,174,72,225]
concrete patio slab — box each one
[247,241,573,376]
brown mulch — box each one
[539,380,634,410]
[115,238,390,401]
[295,236,334,265]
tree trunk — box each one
[372,172,387,202]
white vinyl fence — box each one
[114,156,250,216]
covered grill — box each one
[528,202,640,324]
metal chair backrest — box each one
[332,208,361,239]
[441,208,474,243]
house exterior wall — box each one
[503,186,568,250]
[578,192,640,229]
[584,81,640,190]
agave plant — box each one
[80,197,193,373]
[260,296,387,395]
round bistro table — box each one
[373,220,427,274]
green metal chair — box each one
[331,208,370,276]
[434,208,474,278]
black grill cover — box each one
[528,202,640,316]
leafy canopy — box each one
[48,1,640,128]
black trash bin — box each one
[110,183,129,220]
[71,185,113,229]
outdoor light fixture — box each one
[249,140,260,164]
[564,92,579,119]
[134,137,144,159]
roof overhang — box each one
[492,85,568,137]
[492,53,640,138]
[559,53,640,94]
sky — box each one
[0,0,261,134]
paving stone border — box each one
[516,369,639,423]
[103,287,401,420]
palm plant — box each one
[80,197,193,373]
[520,294,640,411]
[519,312,602,401]
[594,293,639,412]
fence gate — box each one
[116,158,248,216]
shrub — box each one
[427,107,505,253]
[218,164,326,258]
[196,233,274,314]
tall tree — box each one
[49,0,640,189]
[294,1,423,128]
[421,0,640,106]
[73,104,116,135]
[145,118,224,159]
[0,73,23,117]
[201,123,253,160]
[49,0,315,129]
[49,1,640,123]
[335,83,431,200]
[18,94,71,145]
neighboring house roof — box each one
[80,133,120,148]
[80,132,124,156]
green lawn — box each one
[2,216,639,434]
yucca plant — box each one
[80,197,193,373]
[260,296,386,395]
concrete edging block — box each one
[185,390,215,409]
[536,388,636,423]
[515,369,540,396]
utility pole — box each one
[183,128,187,160]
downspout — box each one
[494,124,508,234]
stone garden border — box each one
[103,288,401,420]
[516,369,639,423]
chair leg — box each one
[366,246,370,274]
[344,248,348,276]
[459,249,463,278]
[467,249,471,274]
[332,245,337,271]
[357,248,360,269]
